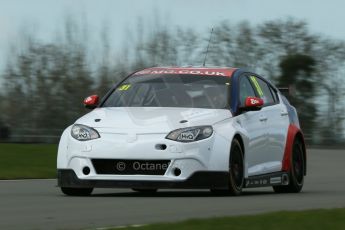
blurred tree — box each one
[3,42,94,131]
[277,54,316,136]
[0,94,10,140]
[1,21,94,140]
[257,18,345,142]
[311,40,345,143]
[257,18,318,80]
[175,28,202,65]
[0,16,345,143]
[206,22,236,66]
[96,23,116,97]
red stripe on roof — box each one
[134,67,237,77]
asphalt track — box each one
[1,149,345,230]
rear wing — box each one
[278,86,294,98]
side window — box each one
[249,76,275,105]
[269,86,279,103]
[239,75,256,106]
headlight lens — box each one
[71,124,100,141]
[166,126,213,142]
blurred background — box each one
[0,0,344,145]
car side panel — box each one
[213,117,250,178]
[57,125,72,169]
[238,111,268,176]
[263,102,290,172]
[280,94,307,174]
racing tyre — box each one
[273,139,304,193]
[228,139,244,196]
[61,187,93,196]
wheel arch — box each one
[231,132,248,178]
[228,133,245,195]
[295,131,307,176]
[233,133,245,156]
[282,124,307,175]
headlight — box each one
[71,124,100,141]
[166,126,213,142]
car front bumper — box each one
[57,125,233,189]
[57,169,230,189]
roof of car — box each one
[134,66,237,77]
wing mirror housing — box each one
[83,95,99,109]
[240,96,264,112]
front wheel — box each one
[273,139,304,193]
[61,187,93,196]
[228,139,244,196]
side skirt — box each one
[244,172,289,188]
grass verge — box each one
[0,143,57,179]
[109,208,345,230]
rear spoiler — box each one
[278,86,294,98]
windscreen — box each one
[102,74,231,109]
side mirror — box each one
[83,95,99,109]
[240,96,264,112]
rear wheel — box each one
[61,187,93,196]
[228,139,244,196]
[273,139,304,193]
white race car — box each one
[57,67,306,196]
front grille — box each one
[91,159,170,175]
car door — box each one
[235,74,268,177]
[249,75,290,174]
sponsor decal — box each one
[85,97,93,103]
[245,96,263,107]
[245,173,290,187]
[250,76,264,96]
[180,132,196,141]
[134,68,236,77]
[270,177,282,184]
[119,84,131,91]
[250,98,259,105]
[83,95,99,105]
[247,179,268,186]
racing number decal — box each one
[250,76,264,97]
[119,84,131,91]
